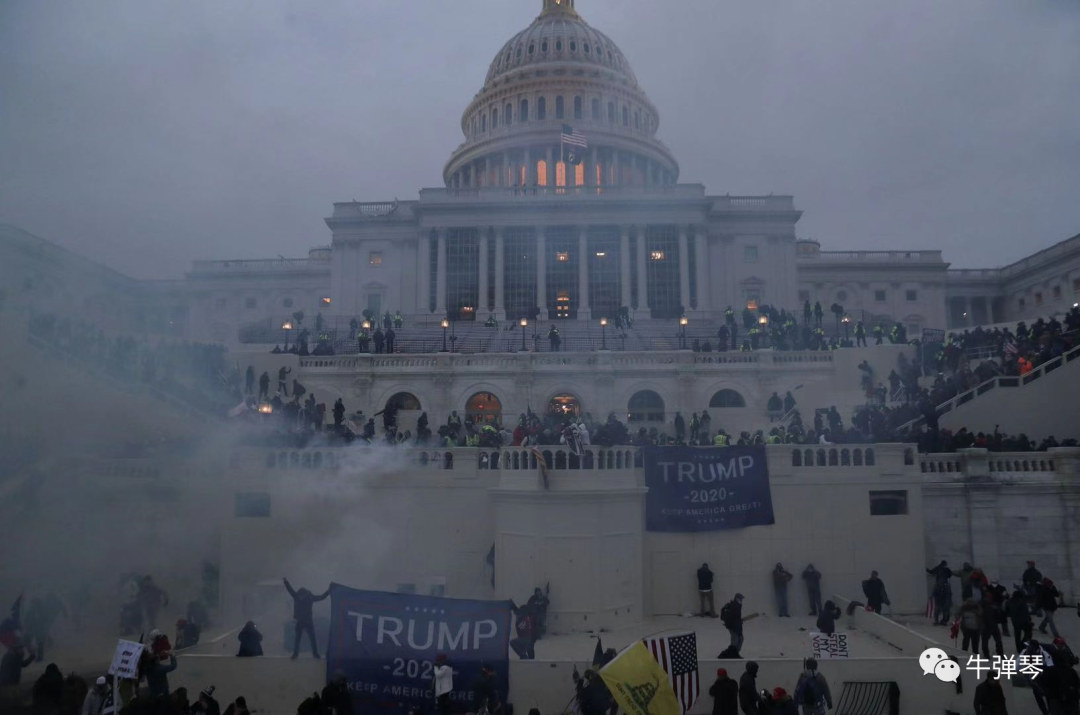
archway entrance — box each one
[466,392,502,425]
[547,393,581,418]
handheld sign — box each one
[108,639,144,679]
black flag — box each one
[592,636,604,667]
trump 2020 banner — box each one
[326,584,513,714]
[643,446,775,532]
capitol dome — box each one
[444,0,679,190]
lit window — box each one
[556,251,569,262]
[320,297,332,305]
[744,246,758,263]
[746,300,758,311]
[369,252,383,266]
[874,290,886,302]
[650,250,665,261]
[906,290,917,301]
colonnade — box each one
[447,146,674,191]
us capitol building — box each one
[163,0,1077,347]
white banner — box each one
[810,632,849,659]
[108,639,144,679]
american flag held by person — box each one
[642,631,700,714]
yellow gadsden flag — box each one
[598,641,681,715]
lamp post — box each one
[600,317,608,350]
[758,314,769,349]
[678,316,688,349]
[440,318,449,352]
[520,318,528,352]
[282,320,293,350]
[841,315,851,342]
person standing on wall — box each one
[698,563,718,618]
[926,560,954,626]
[861,571,889,614]
[283,578,330,660]
[802,565,822,616]
[773,564,793,618]
[721,594,747,657]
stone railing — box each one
[800,250,943,263]
[297,349,839,373]
[418,184,705,203]
[189,258,328,275]
[711,195,796,211]
[919,449,1065,477]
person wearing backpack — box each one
[815,601,842,636]
[793,658,832,715]
[721,594,746,656]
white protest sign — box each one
[108,639,145,679]
[810,632,849,659]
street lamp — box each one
[600,317,608,350]
[841,314,851,342]
[679,316,689,350]
[361,319,371,331]
[440,318,449,352]
[520,318,528,352]
[282,320,293,350]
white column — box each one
[695,227,710,314]
[578,226,590,319]
[417,231,431,313]
[678,226,690,312]
[636,225,648,314]
[619,226,632,309]
[494,227,506,320]
[536,227,547,317]
[478,229,489,315]
[436,228,447,315]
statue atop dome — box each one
[540,0,578,17]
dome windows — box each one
[528,43,535,55]
[492,107,499,128]
[542,40,548,52]
[516,46,523,59]
[556,40,563,51]
[591,98,600,120]
[555,95,565,119]
[481,114,487,132]
[584,43,590,53]
[537,96,547,119]
[569,40,577,52]
[574,96,582,119]
[608,102,615,123]
[505,103,513,126]
[520,98,529,122]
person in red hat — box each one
[708,667,738,715]
[769,686,798,715]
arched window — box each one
[537,159,548,186]
[608,102,615,124]
[574,96,583,119]
[628,390,665,422]
[592,98,600,120]
[492,107,498,129]
[386,392,421,411]
[520,99,529,122]
[537,97,546,120]
[505,103,512,126]
[466,392,502,425]
[709,389,746,408]
[481,114,487,132]
[556,96,565,119]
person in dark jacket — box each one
[322,673,353,715]
[861,571,888,613]
[767,687,799,715]
[1037,578,1062,637]
[739,661,761,715]
[31,662,64,712]
[793,658,832,715]
[0,642,35,687]
[980,592,1005,657]
[926,560,954,626]
[959,600,983,657]
[1007,589,1033,653]
[816,601,842,636]
[195,686,221,715]
[773,564,793,617]
[237,621,263,657]
[284,578,330,659]
[802,565,822,616]
[709,668,739,715]
[698,563,717,617]
[145,653,177,699]
[973,675,1008,715]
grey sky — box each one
[1,0,1078,279]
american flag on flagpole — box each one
[642,631,700,714]
[561,124,588,148]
